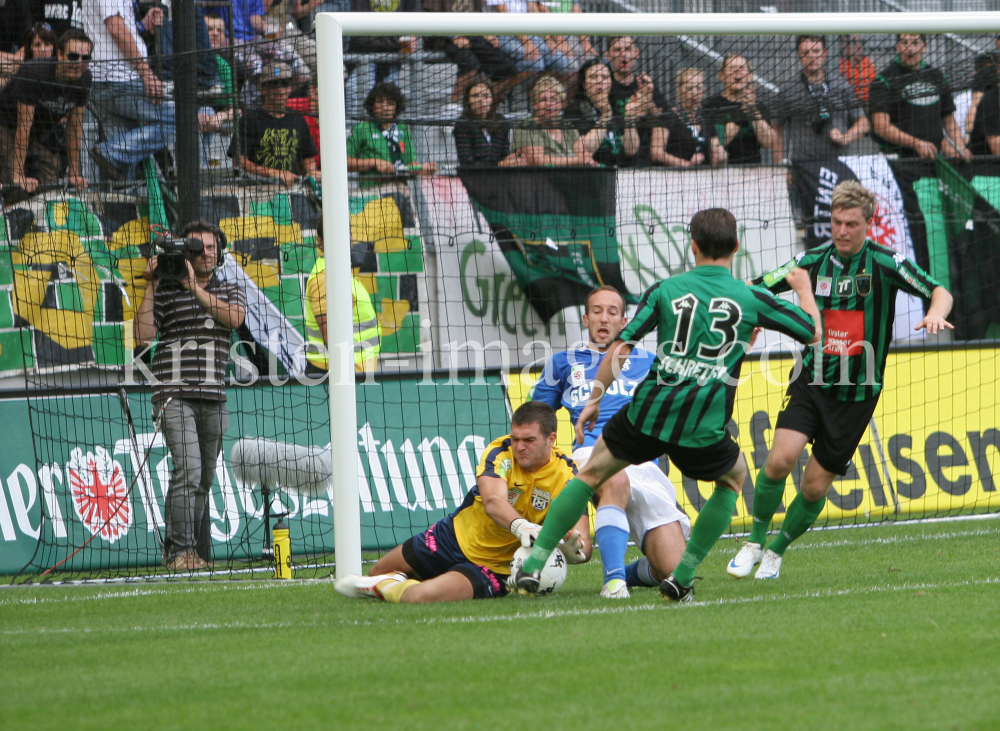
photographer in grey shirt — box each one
[777,35,870,161]
[135,220,246,571]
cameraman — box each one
[135,220,246,571]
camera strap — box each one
[802,72,831,126]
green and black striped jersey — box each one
[755,239,942,402]
[619,265,816,448]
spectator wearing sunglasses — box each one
[0,28,93,198]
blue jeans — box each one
[498,35,567,73]
[89,80,176,179]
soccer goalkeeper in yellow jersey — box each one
[334,402,592,603]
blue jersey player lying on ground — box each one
[530,286,691,599]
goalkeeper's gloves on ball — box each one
[510,518,542,547]
[559,530,587,564]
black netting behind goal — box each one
[2,9,999,583]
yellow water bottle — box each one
[273,519,292,579]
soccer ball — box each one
[510,546,567,595]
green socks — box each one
[672,486,738,586]
[767,493,826,556]
[522,477,594,574]
[748,470,787,546]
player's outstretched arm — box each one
[915,286,955,335]
[784,267,823,344]
[574,338,634,445]
[479,475,539,543]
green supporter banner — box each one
[0,183,424,378]
[0,374,509,577]
[458,168,634,321]
[888,157,1000,342]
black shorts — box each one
[401,517,508,600]
[601,404,742,482]
[775,374,880,475]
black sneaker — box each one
[659,574,694,603]
[508,566,541,596]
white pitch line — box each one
[704,525,1000,556]
[0,579,325,607]
[3,577,997,636]
[3,525,998,605]
[774,525,1000,552]
[0,619,318,636]
[337,576,1000,627]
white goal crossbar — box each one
[315,11,1000,578]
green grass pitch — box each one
[3,518,999,731]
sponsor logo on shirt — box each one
[823,309,867,356]
[903,81,940,107]
[829,255,844,270]
[531,487,552,511]
[835,276,855,297]
[507,488,524,506]
[496,457,512,480]
[568,379,639,407]
[898,267,931,297]
[569,364,586,386]
[816,276,833,297]
[763,259,797,287]
[893,252,906,265]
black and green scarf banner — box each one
[887,157,1000,342]
[458,168,633,321]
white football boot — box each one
[754,549,783,579]
[727,542,764,579]
[600,579,630,599]
[334,572,407,600]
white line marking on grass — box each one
[0,619,319,636]
[337,576,1000,627]
[0,579,326,606]
[707,525,1000,556]
[3,561,338,587]
[3,577,997,635]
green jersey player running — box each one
[728,180,954,581]
[511,208,822,601]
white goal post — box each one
[315,10,1000,579]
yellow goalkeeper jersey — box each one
[452,435,577,574]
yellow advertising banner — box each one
[507,347,1000,528]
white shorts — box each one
[572,446,692,549]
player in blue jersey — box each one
[530,286,691,599]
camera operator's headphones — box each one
[157,221,230,270]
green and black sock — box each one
[748,470,787,547]
[767,493,826,556]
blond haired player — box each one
[730,181,953,580]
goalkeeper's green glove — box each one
[559,530,587,564]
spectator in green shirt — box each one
[347,83,437,183]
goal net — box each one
[4,10,999,583]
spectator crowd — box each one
[1,0,1000,203]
